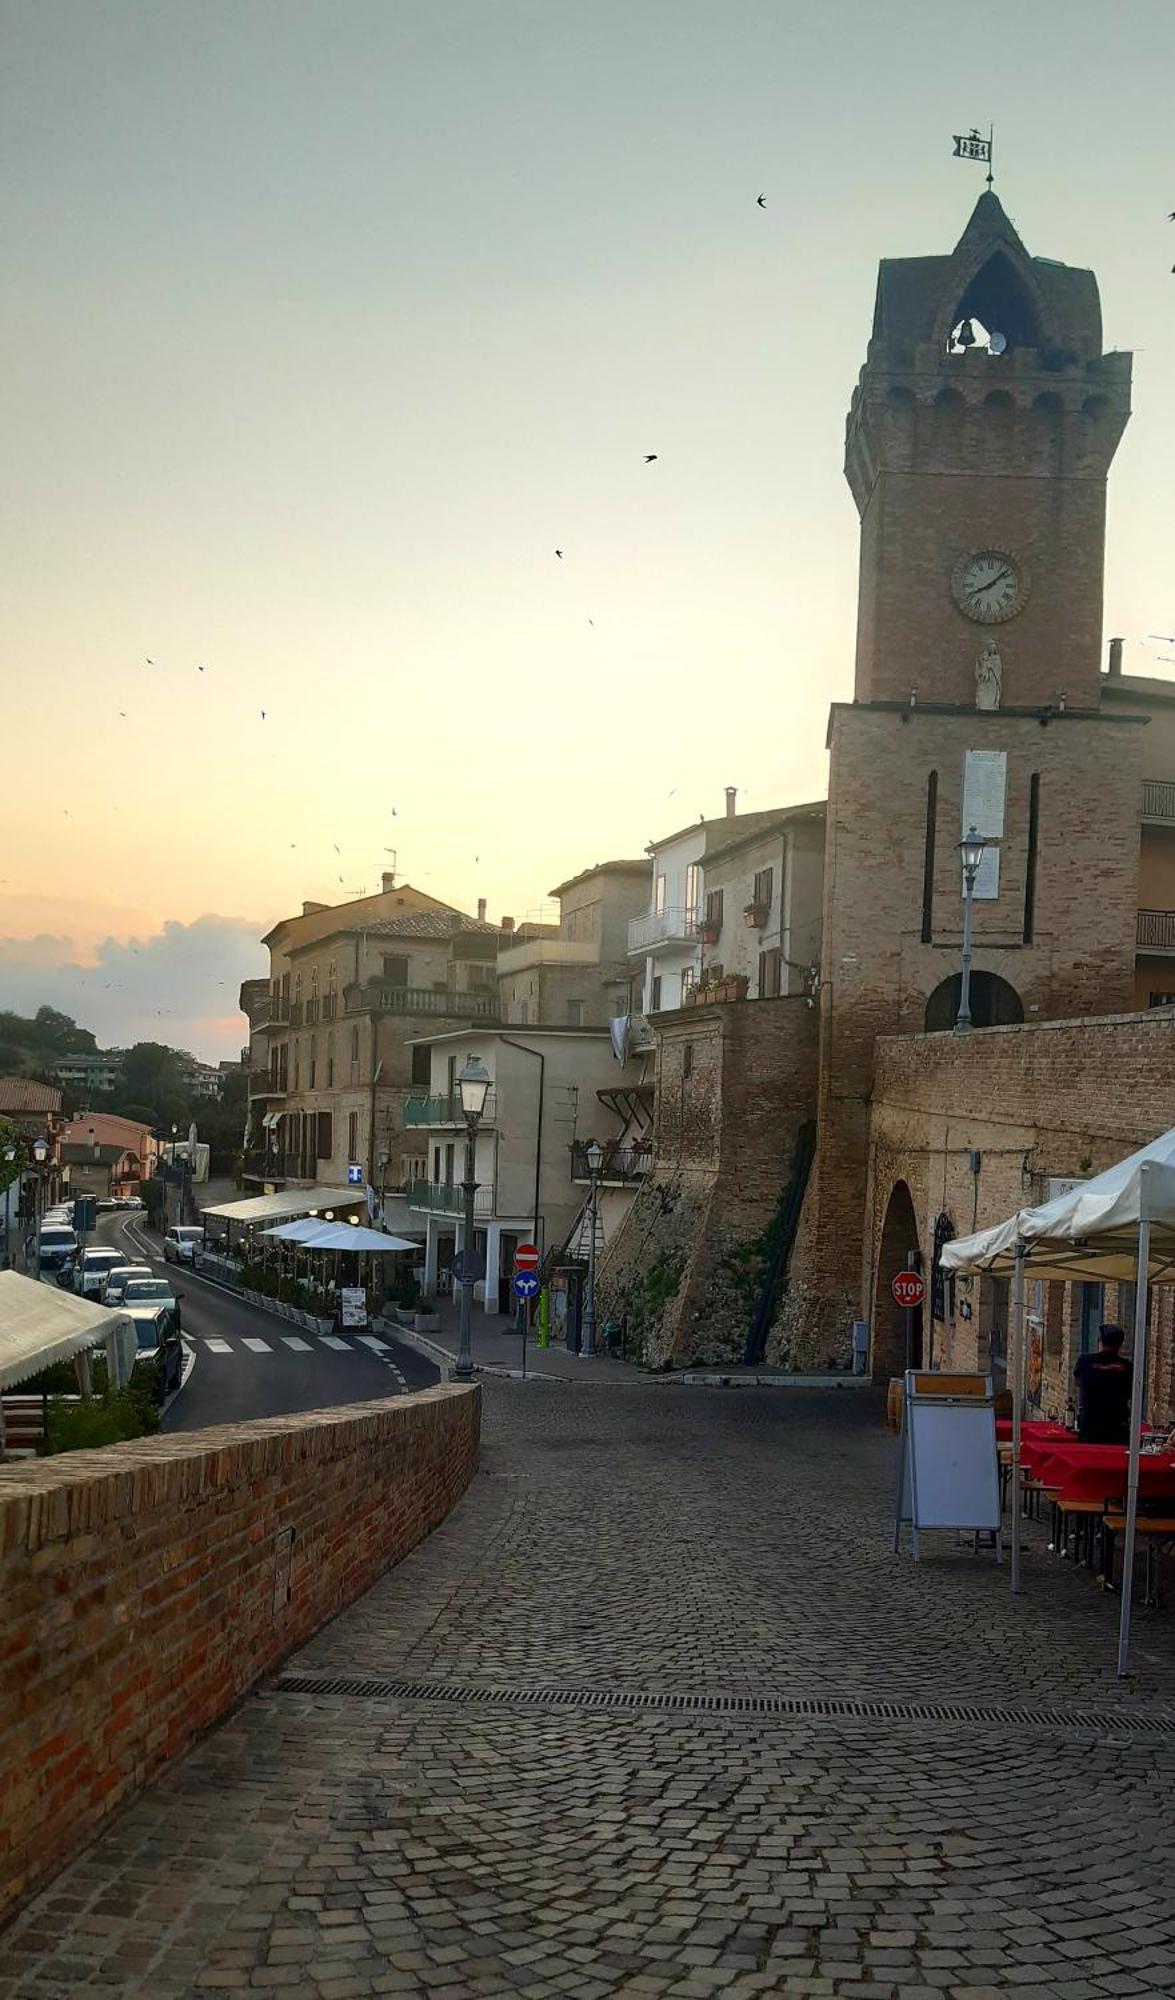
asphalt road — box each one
[96,1211,439,1431]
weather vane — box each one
[952,125,994,190]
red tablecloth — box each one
[1029,1442,1175,1507]
[996,1419,1071,1444]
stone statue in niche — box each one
[975,634,1003,711]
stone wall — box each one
[598,997,817,1366]
[866,1009,1175,1411]
[0,1386,479,1928]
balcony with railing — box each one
[407,1178,495,1218]
[570,1138,652,1186]
[1137,909,1175,954]
[627,908,700,956]
[345,980,500,1020]
[403,1091,498,1128]
[1142,780,1175,823]
[288,1000,304,1027]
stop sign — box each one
[514,1242,540,1271]
[891,1270,926,1311]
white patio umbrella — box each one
[941,1128,1175,1673]
[262,1220,416,1252]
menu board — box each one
[340,1287,368,1329]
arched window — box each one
[326,1033,335,1088]
[308,1034,317,1089]
[946,252,1042,355]
[924,972,1024,1034]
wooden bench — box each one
[1102,1514,1175,1604]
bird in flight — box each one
[197,664,205,673]
[260,710,266,720]
[119,710,127,718]
[644,454,658,463]
[1149,634,1175,644]
[333,843,341,854]
[756,193,766,208]
[555,548,564,559]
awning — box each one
[200,1187,364,1226]
[261,1111,281,1131]
[0,1272,131,1392]
[941,1128,1175,1283]
[261,1220,417,1252]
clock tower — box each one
[846,190,1130,710]
[777,192,1145,1371]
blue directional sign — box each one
[512,1271,540,1300]
[346,1163,363,1186]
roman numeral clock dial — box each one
[951,548,1028,624]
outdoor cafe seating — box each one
[995,1416,1175,1604]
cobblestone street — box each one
[5,1383,1175,1999]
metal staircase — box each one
[568,1196,607,1266]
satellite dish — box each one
[989,329,1008,355]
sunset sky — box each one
[3,0,1173,1057]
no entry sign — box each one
[514,1242,540,1271]
[891,1270,926,1311]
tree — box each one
[113,1044,188,1128]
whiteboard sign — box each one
[895,1371,1001,1560]
[962,749,1006,839]
[340,1287,368,1329]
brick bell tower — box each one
[774,191,1144,1374]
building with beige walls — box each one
[496,860,650,1027]
[244,874,500,1206]
[405,1023,648,1311]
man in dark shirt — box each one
[1073,1323,1133,1443]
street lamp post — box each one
[455,1054,491,1382]
[955,826,988,1033]
[581,1139,604,1359]
[30,1137,49,1276]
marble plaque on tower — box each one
[961,749,1006,838]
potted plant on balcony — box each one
[743,901,769,929]
[700,921,721,946]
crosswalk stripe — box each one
[205,1338,232,1353]
[242,1337,272,1353]
[282,1336,312,1352]
[357,1334,389,1351]
[320,1334,350,1350]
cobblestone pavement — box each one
[6,1384,1175,1999]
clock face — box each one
[951,548,1028,625]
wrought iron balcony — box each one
[627,908,700,956]
[1137,909,1175,953]
[1142,780,1175,822]
[570,1139,652,1186]
[345,981,500,1020]
[406,1178,495,1217]
[403,1092,498,1128]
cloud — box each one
[0,915,265,1060]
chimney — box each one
[724,786,738,819]
[500,915,515,935]
[381,870,396,892]
[301,900,328,916]
[1107,636,1124,678]
[477,897,487,922]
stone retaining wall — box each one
[0,1385,479,1928]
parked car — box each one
[121,1275,182,1332]
[118,1195,144,1211]
[73,1247,125,1298]
[123,1304,184,1401]
[38,1226,78,1277]
[100,1263,153,1306]
[163,1226,203,1266]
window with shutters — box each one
[650,974,662,1011]
[758,947,783,999]
[654,874,667,915]
[704,889,723,931]
[685,863,701,925]
[293,1041,301,1090]
[317,1111,333,1160]
[753,866,774,908]
[382,953,408,986]
[326,1034,335,1087]
[308,1035,317,1088]
[411,1044,431,1085]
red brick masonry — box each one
[0,1384,480,1928]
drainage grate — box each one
[268,1673,1175,1737]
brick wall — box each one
[599,997,817,1365]
[0,1385,479,1928]
[866,1010,1175,1409]
[784,703,1143,1370]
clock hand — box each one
[975,568,1015,596]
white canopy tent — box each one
[261,1219,417,1252]
[202,1187,364,1227]
[941,1129,1175,1674]
[0,1272,130,1390]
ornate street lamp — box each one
[581,1138,605,1359]
[455,1055,492,1380]
[955,827,987,1033]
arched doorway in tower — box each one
[873,1180,922,1380]
[924,972,1023,1033]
